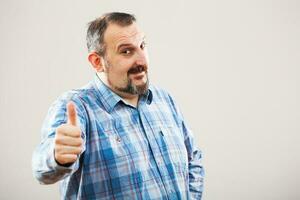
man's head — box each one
[87,12,149,98]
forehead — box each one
[104,23,145,48]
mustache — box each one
[128,65,147,74]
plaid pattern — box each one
[32,75,204,200]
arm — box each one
[182,121,204,199]
[166,92,204,199]
[32,95,87,184]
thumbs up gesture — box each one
[54,102,83,165]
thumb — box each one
[67,101,77,126]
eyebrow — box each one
[116,36,146,51]
[117,44,134,51]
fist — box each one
[54,102,83,165]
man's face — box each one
[101,22,149,96]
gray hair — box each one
[86,12,136,55]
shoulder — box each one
[149,84,177,105]
[49,82,97,115]
[56,82,96,104]
[149,84,173,101]
[149,84,184,125]
[149,84,181,115]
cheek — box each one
[107,66,129,85]
[121,59,135,70]
[108,57,136,78]
[116,61,135,76]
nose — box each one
[135,49,148,66]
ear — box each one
[88,51,105,72]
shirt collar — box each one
[93,74,153,113]
[140,86,153,105]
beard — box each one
[105,60,149,95]
[114,74,149,95]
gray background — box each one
[1,0,299,199]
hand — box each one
[54,102,83,165]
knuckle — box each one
[78,139,83,146]
[70,157,77,163]
[77,147,82,153]
[55,154,63,162]
[54,145,62,154]
[56,126,62,134]
[56,124,67,135]
[54,135,63,144]
[54,143,58,150]
[66,154,76,161]
[74,128,81,136]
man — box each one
[32,12,204,199]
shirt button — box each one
[157,159,162,165]
[116,136,121,142]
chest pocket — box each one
[157,124,188,171]
[97,126,128,168]
[97,120,150,181]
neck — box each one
[96,72,139,107]
[122,95,139,107]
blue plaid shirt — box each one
[32,75,204,200]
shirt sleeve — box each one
[166,92,205,199]
[182,120,204,199]
[32,93,87,184]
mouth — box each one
[128,65,147,75]
[130,71,146,80]
[128,65,148,82]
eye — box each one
[121,49,132,55]
[140,41,146,50]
